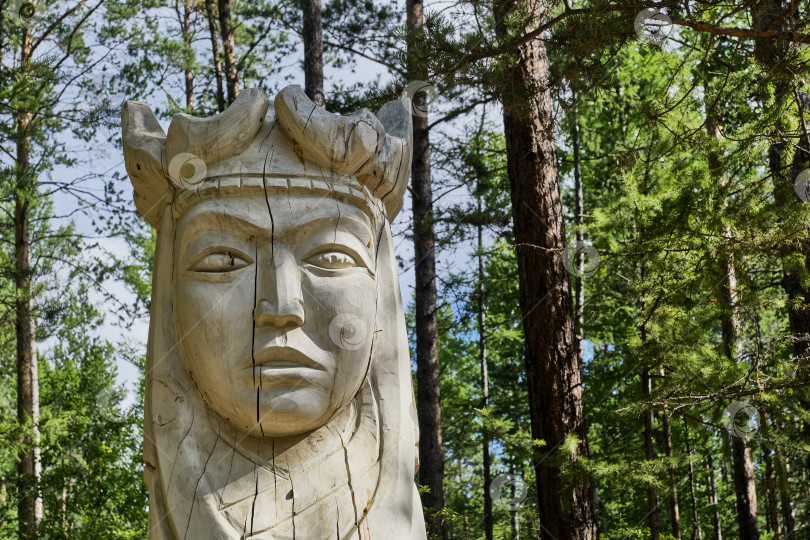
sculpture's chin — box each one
[258,389,333,437]
[203,385,341,438]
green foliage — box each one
[555,20,810,537]
[2,0,810,537]
[37,287,147,538]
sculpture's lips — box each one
[246,345,326,372]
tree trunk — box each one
[61,457,67,533]
[754,0,810,508]
[706,453,722,540]
[15,39,42,536]
[217,0,239,103]
[719,227,760,540]
[302,0,324,107]
[773,443,795,539]
[661,401,681,540]
[707,111,760,540]
[722,237,760,540]
[181,0,194,110]
[774,111,810,363]
[204,0,225,112]
[642,368,661,540]
[731,438,759,540]
[777,91,810,518]
[684,426,702,540]
[493,0,596,537]
[571,92,585,375]
[406,0,445,536]
[478,199,493,540]
[0,475,5,530]
[411,91,445,540]
[758,406,787,540]
[510,462,520,540]
[763,445,783,540]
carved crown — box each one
[121,86,413,227]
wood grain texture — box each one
[122,87,425,539]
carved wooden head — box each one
[121,88,425,539]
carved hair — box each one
[122,87,411,227]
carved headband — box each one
[121,86,413,228]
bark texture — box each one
[660,403,681,540]
[731,439,760,539]
[181,0,194,110]
[777,91,810,534]
[769,91,810,365]
[477,209,493,540]
[407,0,445,535]
[217,0,239,103]
[302,0,325,107]
[15,31,42,538]
[706,453,722,540]
[684,427,701,540]
[411,100,445,539]
[785,100,810,365]
[15,159,42,540]
[763,445,783,540]
[204,0,226,112]
[707,111,760,540]
[494,0,596,537]
[641,368,661,540]
[571,96,585,374]
[773,441,796,538]
[510,462,520,539]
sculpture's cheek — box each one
[174,272,257,426]
[301,272,377,407]
[302,272,376,347]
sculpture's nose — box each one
[254,249,305,328]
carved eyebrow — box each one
[179,211,373,255]
[183,211,269,238]
[286,215,372,244]
[178,211,271,261]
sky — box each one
[28,1,600,411]
[37,9,439,408]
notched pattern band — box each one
[171,176,386,222]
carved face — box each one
[173,193,378,437]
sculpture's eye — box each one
[306,250,359,270]
[190,251,250,273]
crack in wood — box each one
[340,438,360,532]
[166,406,195,494]
[290,473,296,540]
[182,436,219,540]
[252,241,259,425]
[249,459,259,537]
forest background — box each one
[1,1,810,539]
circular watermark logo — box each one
[403,80,438,118]
[489,473,528,511]
[95,386,127,421]
[794,169,810,202]
[6,0,43,29]
[634,9,672,46]
[723,401,759,441]
[86,70,127,113]
[329,313,369,351]
[169,152,208,188]
[563,241,600,278]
